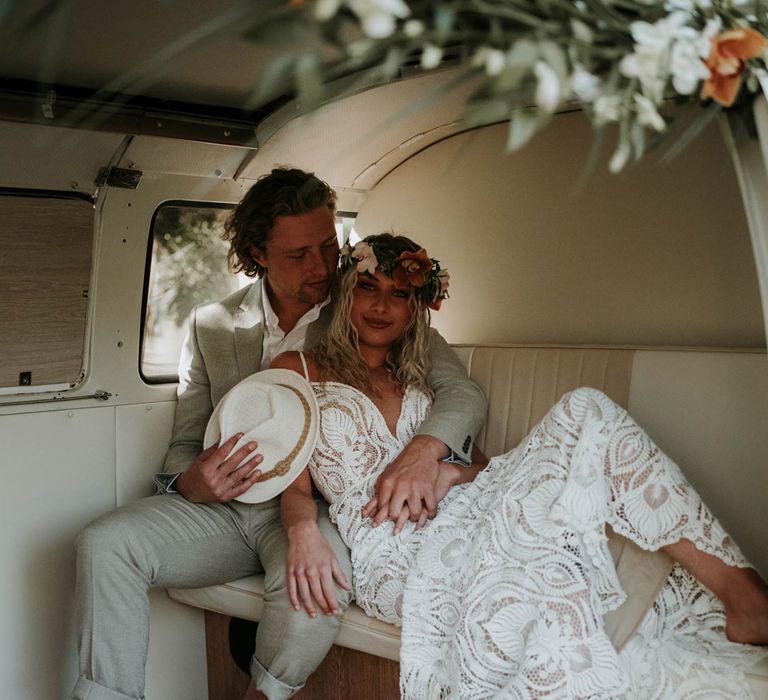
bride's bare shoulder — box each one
[270,350,321,381]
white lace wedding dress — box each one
[306,380,765,699]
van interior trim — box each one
[0,389,111,406]
[0,84,259,146]
[0,186,94,203]
[451,343,767,354]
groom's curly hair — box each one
[313,233,433,399]
[223,167,336,277]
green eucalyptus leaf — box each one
[294,52,325,110]
[507,38,539,68]
[434,5,455,35]
[464,96,513,127]
[244,11,317,47]
[609,127,631,173]
[488,65,530,93]
[630,118,646,160]
[661,103,722,164]
[246,53,296,109]
[382,45,406,79]
[538,40,570,84]
[506,108,541,151]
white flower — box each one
[630,11,689,51]
[352,241,378,275]
[472,46,506,76]
[621,11,691,101]
[594,94,621,124]
[666,18,721,95]
[348,0,411,39]
[403,19,423,38]
[634,94,666,131]
[421,43,443,70]
[570,64,601,102]
[696,17,722,57]
[669,38,711,94]
[360,12,396,38]
[620,48,666,101]
[534,60,560,111]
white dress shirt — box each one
[259,287,331,370]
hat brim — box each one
[203,368,319,503]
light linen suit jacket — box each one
[164,280,486,474]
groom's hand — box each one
[363,434,447,528]
[175,434,264,503]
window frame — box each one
[139,199,236,385]
[0,187,95,397]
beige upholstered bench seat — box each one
[167,344,768,693]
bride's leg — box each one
[553,387,768,644]
[662,538,768,644]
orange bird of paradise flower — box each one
[392,249,433,288]
[701,28,768,107]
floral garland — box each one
[339,240,450,309]
[302,0,768,171]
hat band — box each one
[252,384,312,483]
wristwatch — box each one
[153,472,181,494]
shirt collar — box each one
[261,282,330,335]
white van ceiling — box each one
[0,2,485,195]
[0,1,282,111]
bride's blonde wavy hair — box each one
[312,234,433,398]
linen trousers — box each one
[70,493,352,700]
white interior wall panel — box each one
[0,407,115,700]
[115,401,209,699]
[627,351,768,576]
[116,401,178,505]
[356,112,764,349]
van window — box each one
[141,203,244,381]
[0,192,93,393]
[141,205,358,382]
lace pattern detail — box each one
[307,384,763,698]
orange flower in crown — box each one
[392,248,433,288]
[701,28,768,107]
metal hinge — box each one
[96,167,142,189]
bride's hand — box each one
[286,521,351,618]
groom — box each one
[71,167,486,700]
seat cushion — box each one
[167,577,402,661]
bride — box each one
[271,233,768,698]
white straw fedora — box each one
[203,369,319,503]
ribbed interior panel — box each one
[468,347,635,457]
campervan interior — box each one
[1,2,767,698]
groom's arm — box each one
[365,329,486,525]
[418,329,486,460]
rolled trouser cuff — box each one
[251,655,304,700]
[70,676,141,700]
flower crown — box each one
[339,239,449,310]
